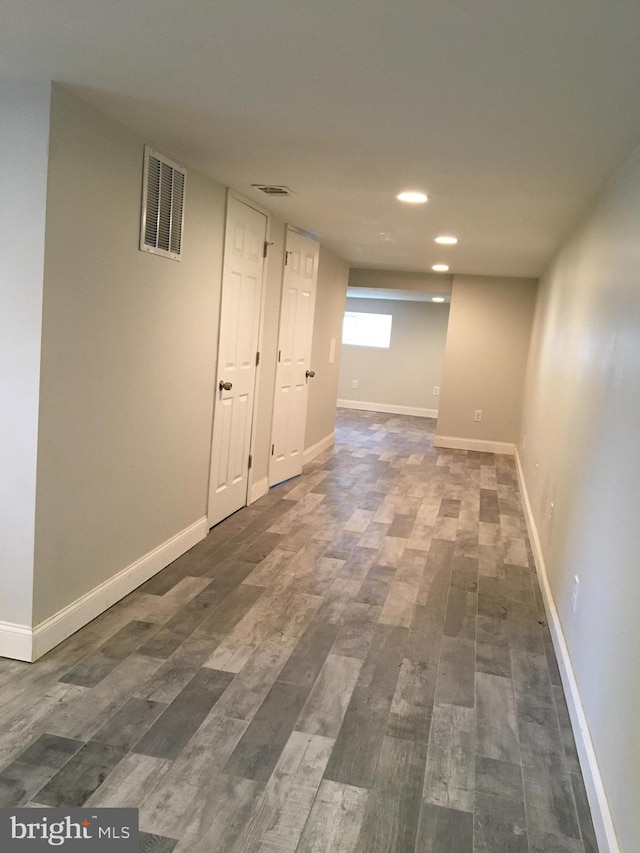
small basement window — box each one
[342,311,392,348]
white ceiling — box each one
[4,0,640,278]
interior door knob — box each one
[306,370,316,379]
[219,380,233,391]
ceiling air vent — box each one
[251,184,293,196]
[140,146,186,261]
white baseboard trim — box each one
[0,621,34,662]
[433,434,515,455]
[27,516,208,662]
[514,448,619,853]
[337,399,438,419]
[249,477,269,504]
[303,432,335,465]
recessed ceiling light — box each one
[432,297,445,302]
[432,264,449,272]
[435,235,458,245]
[396,191,428,204]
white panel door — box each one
[208,196,266,527]
[269,228,319,487]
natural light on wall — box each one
[342,311,393,348]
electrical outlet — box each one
[433,386,440,396]
[351,379,359,390]
[572,575,580,613]
[474,409,483,422]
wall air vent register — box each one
[140,146,186,261]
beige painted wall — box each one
[0,84,51,626]
[520,143,640,852]
[305,246,349,449]
[338,297,450,412]
[436,275,537,444]
[33,86,225,623]
[28,86,347,628]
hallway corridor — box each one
[0,410,597,851]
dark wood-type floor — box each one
[0,409,598,852]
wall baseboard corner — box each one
[303,432,335,466]
[433,434,514,455]
[29,516,208,662]
[337,399,438,419]
[514,448,620,853]
[249,477,269,504]
[0,621,34,662]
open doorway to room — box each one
[337,269,452,422]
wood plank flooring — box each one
[0,409,598,852]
